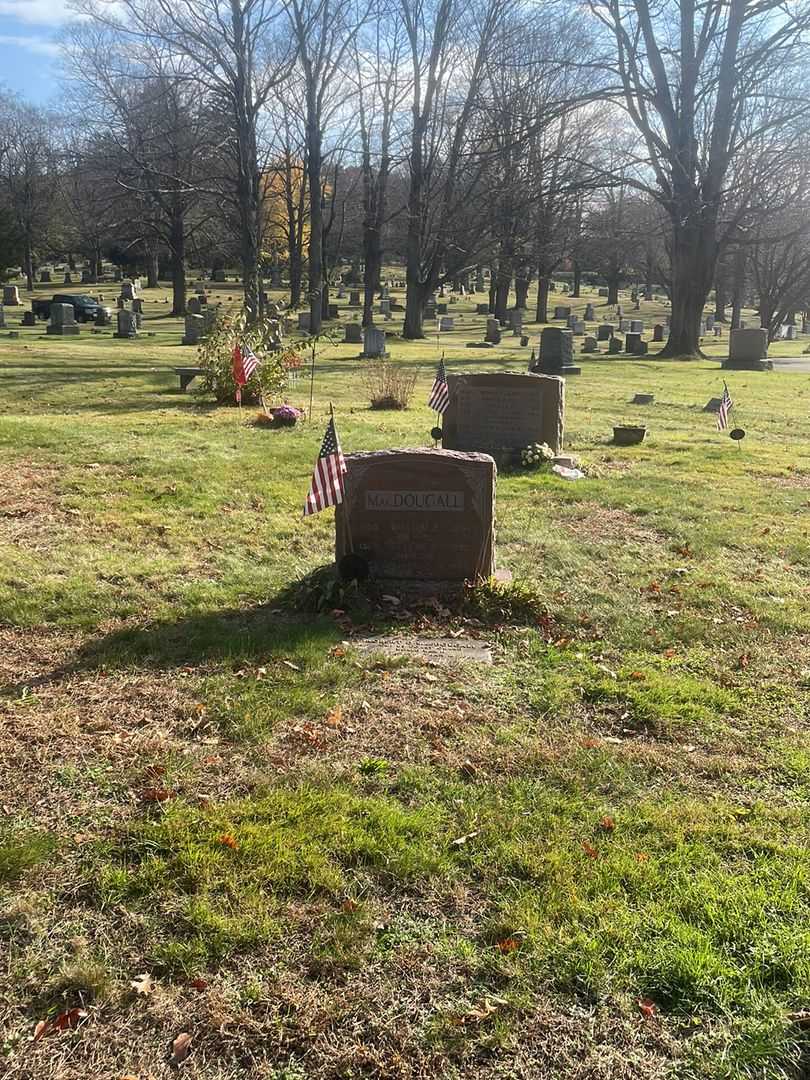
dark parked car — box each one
[31,294,109,323]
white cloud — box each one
[0,32,60,54]
[0,0,72,26]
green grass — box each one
[1,278,809,1078]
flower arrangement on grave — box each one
[520,442,555,468]
[197,306,287,405]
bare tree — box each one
[592,0,810,357]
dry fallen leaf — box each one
[325,704,343,728]
[599,815,616,832]
[33,1008,88,1040]
[218,833,239,850]
[188,978,209,992]
[451,830,480,847]
[169,1032,192,1066]
[637,997,657,1019]
[496,937,519,953]
[581,841,599,859]
[131,973,157,996]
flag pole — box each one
[330,401,354,553]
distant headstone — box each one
[785,324,797,340]
[379,299,391,318]
[270,267,283,287]
[180,312,202,345]
[94,308,111,327]
[637,341,649,355]
[630,320,643,333]
[553,305,571,319]
[439,316,454,331]
[349,290,361,307]
[120,280,136,301]
[704,398,722,412]
[213,269,227,282]
[625,332,642,354]
[706,315,715,330]
[63,272,72,284]
[724,328,769,371]
[3,285,20,306]
[328,303,340,319]
[113,269,123,282]
[361,325,389,358]
[40,270,51,283]
[442,371,565,458]
[485,318,501,344]
[652,324,664,342]
[298,311,311,333]
[21,311,36,327]
[584,303,595,321]
[0,305,4,328]
[608,336,622,354]
[344,322,363,344]
[619,318,630,331]
[353,634,492,665]
[508,310,523,333]
[714,325,723,338]
[47,303,80,336]
[335,449,496,585]
[570,319,585,335]
[81,269,94,284]
[476,303,490,315]
[597,324,614,341]
[598,287,608,297]
[188,296,202,315]
[425,303,437,321]
[536,327,581,376]
[582,336,598,353]
[437,302,448,315]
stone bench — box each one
[174,366,204,390]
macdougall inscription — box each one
[365,490,464,511]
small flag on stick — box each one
[232,342,260,403]
[428,357,450,414]
[717,382,733,431]
[303,416,347,516]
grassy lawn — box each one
[1,280,809,1079]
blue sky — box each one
[0,0,68,104]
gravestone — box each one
[63,272,72,284]
[379,299,391,318]
[81,269,94,284]
[439,316,454,331]
[425,303,437,321]
[270,267,283,288]
[114,269,122,282]
[437,302,448,315]
[213,269,227,282]
[3,285,20,306]
[443,371,565,457]
[335,449,496,586]
[608,336,622,354]
[328,303,340,320]
[188,296,202,315]
[361,326,389,358]
[349,290,361,306]
[598,288,608,298]
[0,305,4,328]
[476,303,490,315]
[120,280,136,301]
[619,318,630,331]
[298,311,311,333]
[570,319,585,335]
[652,324,664,342]
[536,327,580,376]
[47,303,80,336]
[485,318,501,344]
[553,305,571,319]
[353,635,492,665]
[40,270,51,283]
[785,324,797,340]
[706,315,715,330]
[637,341,649,355]
[714,325,723,338]
[582,336,598,353]
[181,312,202,344]
[95,308,111,327]
[630,320,643,333]
[597,323,614,341]
[337,288,345,299]
[724,328,769,371]
[584,303,595,321]
[21,311,36,327]
[344,322,363,344]
[625,332,642,354]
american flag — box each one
[303,416,347,516]
[428,358,450,413]
[717,383,733,431]
[232,342,261,402]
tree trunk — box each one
[730,246,746,330]
[535,272,550,323]
[494,269,510,320]
[146,248,159,289]
[571,262,581,298]
[169,211,186,316]
[714,264,727,322]
[488,269,497,315]
[232,0,262,323]
[659,218,716,358]
[607,272,620,306]
[306,104,323,334]
[403,109,426,339]
[514,275,530,311]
